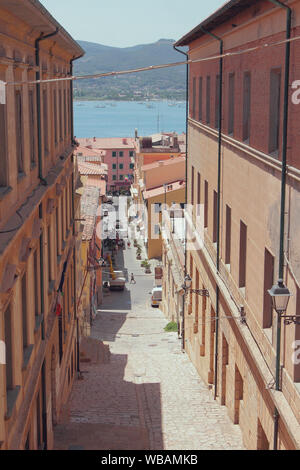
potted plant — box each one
[144,262,151,274]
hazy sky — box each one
[39,0,226,48]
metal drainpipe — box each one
[35,28,59,185]
[173,45,189,351]
[200,28,223,401]
[35,28,59,450]
[38,203,48,449]
[267,0,292,451]
[70,53,84,373]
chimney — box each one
[123,138,127,145]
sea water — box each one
[74,100,186,139]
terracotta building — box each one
[0,1,84,449]
[78,137,136,193]
[175,0,300,450]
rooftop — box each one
[142,156,186,172]
[1,0,84,56]
[75,146,106,159]
[78,137,136,150]
[143,180,186,200]
[80,186,100,241]
[78,162,108,176]
[175,0,260,46]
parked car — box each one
[109,271,126,291]
[151,287,162,307]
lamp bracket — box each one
[189,289,210,297]
[281,315,300,326]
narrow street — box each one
[54,239,245,451]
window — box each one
[36,392,42,449]
[34,249,40,317]
[119,151,124,157]
[263,249,274,329]
[198,77,203,121]
[67,89,71,136]
[269,69,281,154]
[154,224,160,235]
[29,89,36,166]
[112,151,117,157]
[206,76,211,125]
[15,90,24,175]
[243,72,251,142]
[64,89,67,138]
[192,77,196,119]
[119,175,124,180]
[56,207,60,256]
[22,274,28,350]
[228,73,235,135]
[204,180,208,228]
[119,163,124,169]
[0,94,7,186]
[154,203,162,213]
[61,196,64,244]
[130,163,134,170]
[225,205,231,265]
[129,151,134,157]
[215,75,220,129]
[112,164,117,170]
[47,226,52,283]
[112,175,116,181]
[239,221,247,289]
[213,190,218,243]
[4,304,13,392]
[59,89,63,141]
[191,166,194,205]
[53,89,57,145]
[197,172,201,216]
[42,89,48,155]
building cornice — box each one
[189,118,300,184]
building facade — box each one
[161,207,185,333]
[78,137,136,192]
[175,0,300,450]
[0,0,84,450]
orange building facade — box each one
[0,1,84,449]
[175,0,300,450]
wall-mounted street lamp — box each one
[268,279,299,325]
[268,279,300,394]
[183,274,209,297]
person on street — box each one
[130,273,136,284]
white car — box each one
[151,287,162,308]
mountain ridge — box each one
[73,39,186,101]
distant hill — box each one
[73,39,187,101]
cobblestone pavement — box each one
[54,238,245,451]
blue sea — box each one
[74,100,186,139]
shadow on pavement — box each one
[54,350,163,450]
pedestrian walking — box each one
[130,273,136,284]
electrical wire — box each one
[2,34,300,89]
